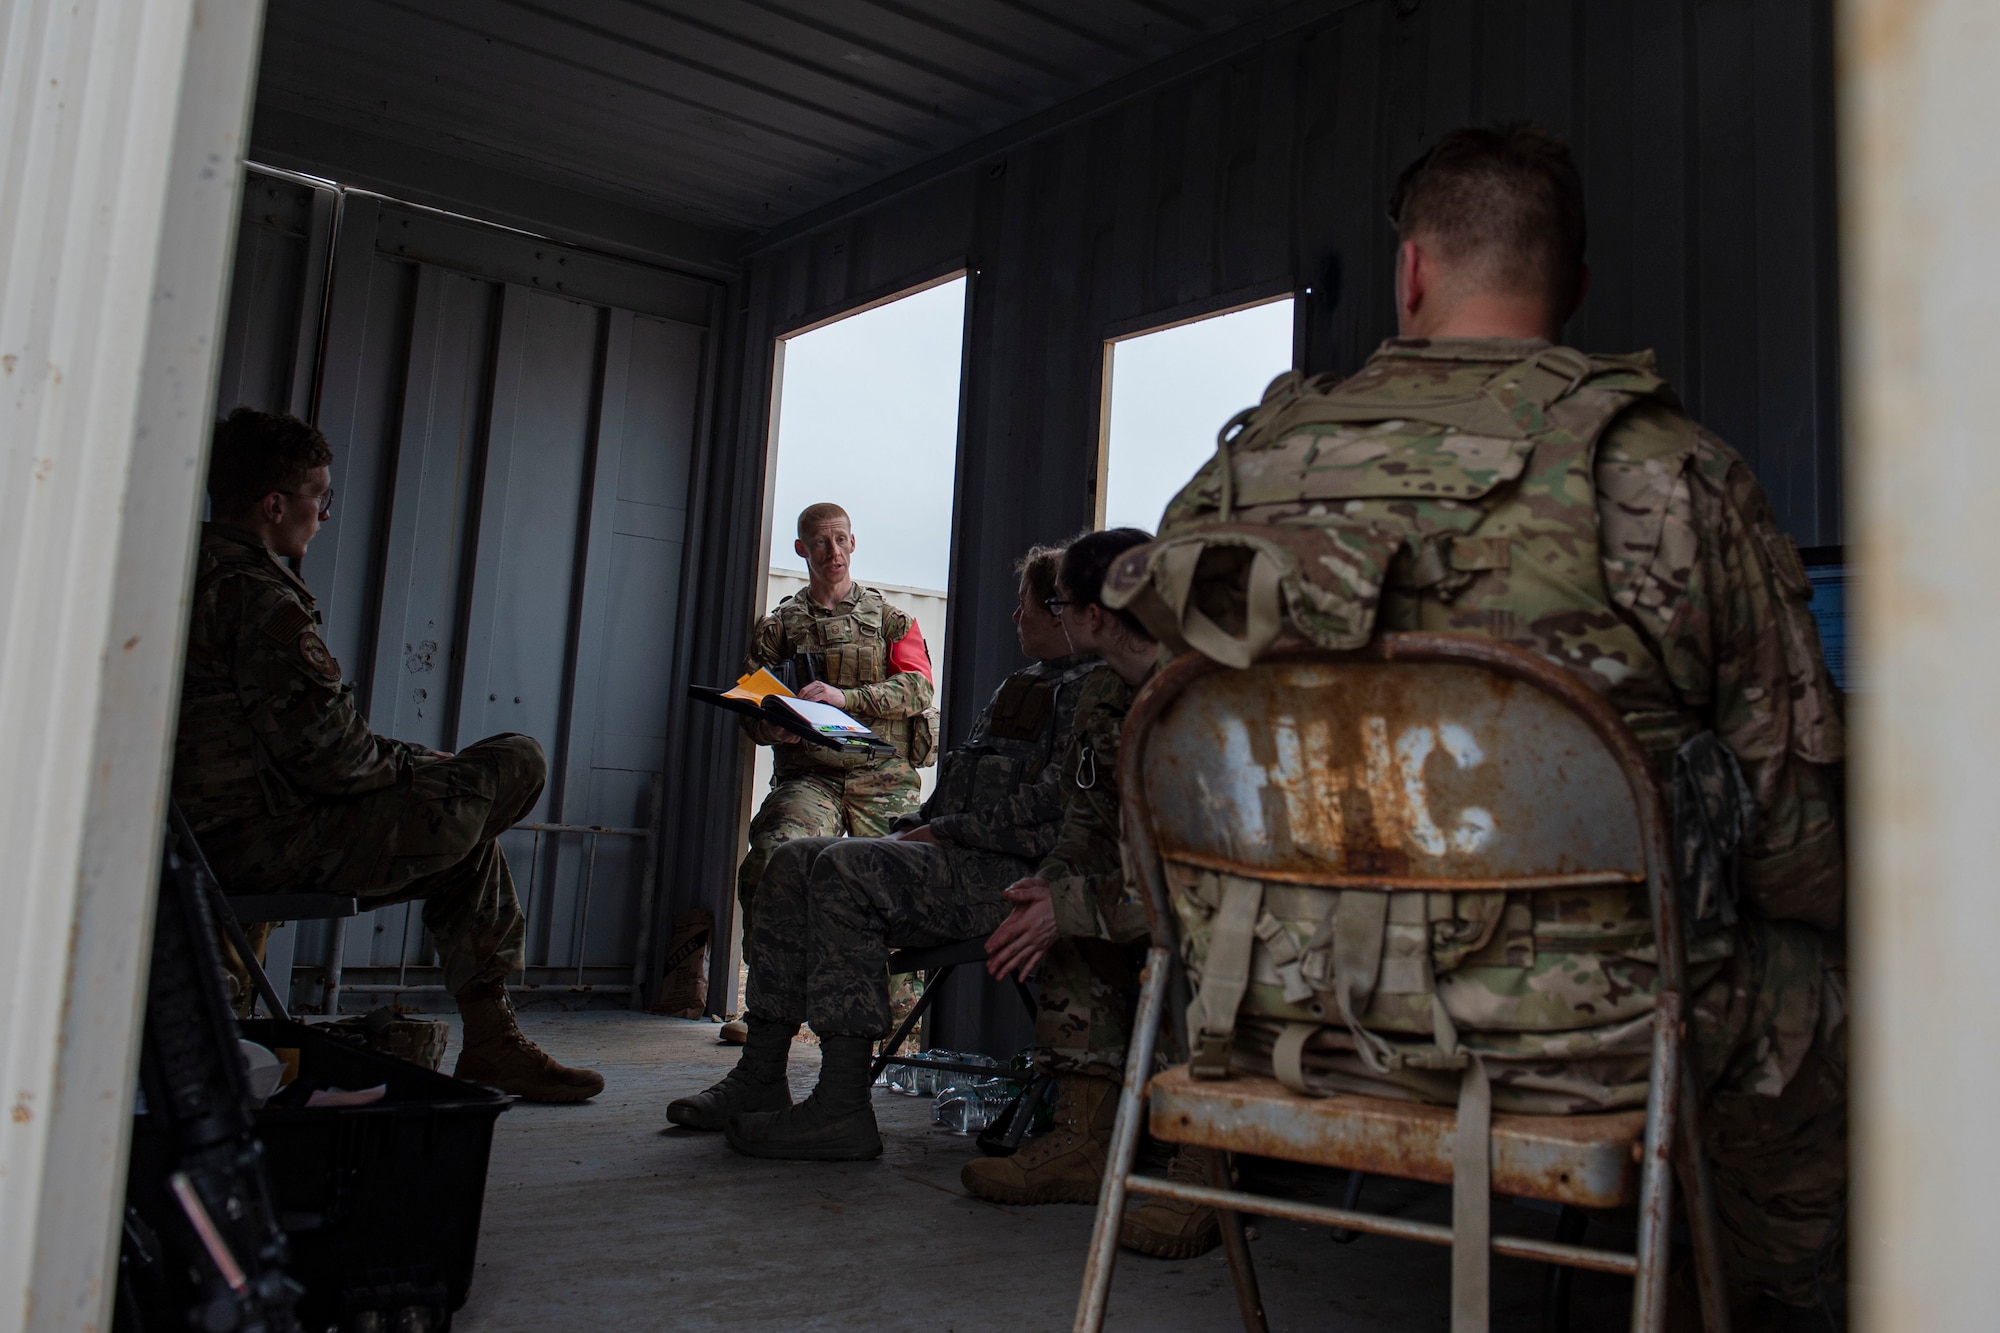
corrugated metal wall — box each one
[211,173,722,1010]
[666,0,1842,1049]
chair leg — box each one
[1675,1062,1733,1333]
[1329,1169,1366,1243]
[1001,1071,1052,1150]
[870,963,951,1081]
[204,883,290,1022]
[1202,1148,1269,1333]
[1539,1206,1589,1333]
[1072,946,1172,1333]
[1631,993,1685,1333]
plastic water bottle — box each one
[931,1076,1015,1134]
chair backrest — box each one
[1120,633,1685,1004]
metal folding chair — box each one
[869,937,1051,1153]
[1073,635,1730,1333]
[167,803,358,1023]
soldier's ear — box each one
[794,537,808,561]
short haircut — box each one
[796,502,852,540]
[207,407,334,515]
[1014,542,1067,608]
[1389,124,1587,314]
[1059,527,1155,640]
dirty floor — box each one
[442,1011,1636,1332]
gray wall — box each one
[211,174,721,1009]
[665,0,1843,1048]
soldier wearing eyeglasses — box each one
[171,407,602,1104]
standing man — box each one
[174,408,601,1102]
[730,504,937,1012]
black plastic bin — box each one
[238,1018,509,1332]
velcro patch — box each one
[259,600,314,646]
[296,631,341,684]
[988,675,1054,741]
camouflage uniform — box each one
[744,655,1095,1037]
[735,585,934,943]
[1126,339,1845,1304]
[173,523,543,997]
[1032,665,1155,1075]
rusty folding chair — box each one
[1073,635,1730,1333]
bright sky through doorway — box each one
[767,278,965,593]
[1103,298,1295,535]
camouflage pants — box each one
[1034,936,1147,1077]
[745,834,1023,1039]
[735,763,920,947]
[1691,921,1848,1309]
[201,733,545,997]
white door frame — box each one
[0,1,266,1329]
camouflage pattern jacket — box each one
[1108,339,1844,1107]
[920,653,1098,860]
[173,523,416,833]
[740,583,936,774]
[1130,338,1844,930]
[1037,663,1155,946]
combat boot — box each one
[960,1072,1119,1205]
[724,1035,883,1161]
[1119,1147,1222,1259]
[665,1016,796,1130]
[453,980,605,1103]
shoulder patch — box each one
[259,600,315,646]
[294,631,342,684]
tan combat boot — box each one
[453,980,605,1103]
[960,1072,1119,1205]
[1119,1147,1223,1258]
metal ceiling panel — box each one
[253,0,1297,230]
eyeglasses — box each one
[1042,596,1071,617]
[278,487,335,519]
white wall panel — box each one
[0,1,264,1328]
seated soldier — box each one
[173,408,601,1103]
[665,543,1099,1153]
[967,530,1222,1260]
[1117,127,1846,1323]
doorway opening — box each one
[731,275,969,1007]
[1098,295,1296,533]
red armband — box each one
[889,620,934,683]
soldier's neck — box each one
[1104,637,1158,687]
[1403,291,1559,342]
[807,576,854,609]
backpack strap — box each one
[1189,874,1265,1077]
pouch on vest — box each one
[1104,522,1405,667]
[908,708,940,768]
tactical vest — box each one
[1107,344,1731,1113]
[926,654,1097,819]
[769,585,937,770]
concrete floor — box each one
[442,1012,1636,1332]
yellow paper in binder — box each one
[721,667,795,704]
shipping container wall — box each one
[666,0,1842,1048]
[209,175,721,1009]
